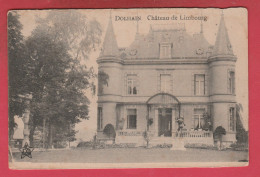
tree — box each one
[34,10,102,61]
[8,10,102,148]
[214,126,226,150]
[25,29,93,148]
[8,11,29,140]
[98,71,109,95]
[23,11,102,148]
[202,112,212,131]
[236,103,248,144]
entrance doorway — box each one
[158,108,172,137]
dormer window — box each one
[160,43,172,59]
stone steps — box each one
[150,137,173,145]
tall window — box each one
[97,107,103,130]
[160,74,171,93]
[160,44,172,58]
[228,71,235,94]
[229,107,235,131]
[127,75,138,95]
[194,74,205,95]
[127,109,137,129]
[194,108,205,129]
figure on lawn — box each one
[176,117,185,137]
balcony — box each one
[115,129,214,146]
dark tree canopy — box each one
[8,10,103,148]
[98,71,109,95]
[8,11,28,139]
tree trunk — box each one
[47,122,53,149]
[220,135,223,150]
[42,118,46,149]
[29,124,36,147]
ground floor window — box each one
[229,107,235,131]
[97,107,103,130]
[194,108,205,129]
[127,109,137,129]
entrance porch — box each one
[114,93,214,146]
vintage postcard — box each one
[8,8,248,169]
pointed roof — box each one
[101,15,119,57]
[212,14,234,56]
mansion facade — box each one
[96,14,237,145]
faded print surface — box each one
[8,8,248,169]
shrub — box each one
[152,143,172,148]
[77,141,93,148]
[230,143,248,151]
[185,143,215,150]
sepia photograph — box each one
[8,8,248,169]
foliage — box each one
[8,11,102,148]
[103,124,116,138]
[214,126,226,150]
[202,112,212,131]
[214,126,226,139]
[148,118,153,126]
[152,144,172,148]
[98,71,109,95]
[25,28,92,147]
[230,143,248,151]
[8,11,29,139]
[185,143,215,150]
[77,141,93,148]
[34,10,102,61]
[236,103,248,143]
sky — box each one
[15,8,248,143]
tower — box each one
[96,13,122,138]
[208,13,237,143]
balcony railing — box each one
[115,129,214,145]
[117,130,144,136]
[178,130,212,138]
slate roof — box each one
[100,14,234,60]
[211,14,234,57]
[100,15,119,57]
[121,24,212,60]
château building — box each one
[96,13,237,146]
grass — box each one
[11,147,248,163]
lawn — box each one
[11,148,248,163]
